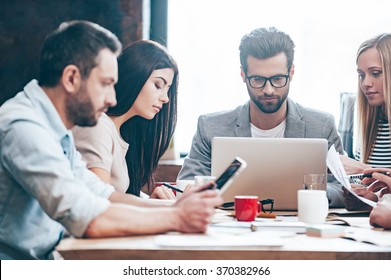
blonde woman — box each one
[342,34,391,216]
[341,33,391,174]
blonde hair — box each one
[356,33,391,162]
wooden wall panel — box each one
[0,0,143,105]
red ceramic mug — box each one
[234,195,261,222]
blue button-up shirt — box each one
[0,80,114,259]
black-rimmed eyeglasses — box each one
[260,198,274,213]
[246,74,289,89]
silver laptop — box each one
[211,137,328,210]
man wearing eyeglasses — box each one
[178,27,345,207]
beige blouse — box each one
[72,113,130,193]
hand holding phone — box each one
[213,157,247,191]
[197,181,217,191]
[195,157,246,192]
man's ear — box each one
[289,64,295,81]
[240,66,246,83]
[61,65,81,94]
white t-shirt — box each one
[250,119,286,138]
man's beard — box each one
[248,86,289,114]
[66,85,98,127]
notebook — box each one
[211,137,328,210]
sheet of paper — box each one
[327,216,372,228]
[327,145,351,187]
[344,227,391,246]
[212,208,234,223]
[327,145,377,208]
[154,228,285,247]
[210,219,304,234]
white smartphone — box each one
[213,157,247,192]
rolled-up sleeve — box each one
[1,121,111,237]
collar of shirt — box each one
[24,79,72,143]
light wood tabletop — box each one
[57,216,391,260]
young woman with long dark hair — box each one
[73,40,178,199]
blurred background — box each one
[1,0,390,155]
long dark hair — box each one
[107,40,178,195]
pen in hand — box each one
[162,182,183,193]
[348,171,391,179]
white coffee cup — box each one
[297,189,328,224]
[194,175,216,188]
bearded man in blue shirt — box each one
[0,20,222,260]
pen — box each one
[348,171,390,179]
[258,212,277,219]
[162,182,183,193]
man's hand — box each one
[174,188,223,233]
[174,181,213,204]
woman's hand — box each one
[342,185,376,211]
[150,186,176,200]
[362,168,391,197]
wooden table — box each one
[57,228,391,260]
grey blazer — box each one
[178,98,345,207]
